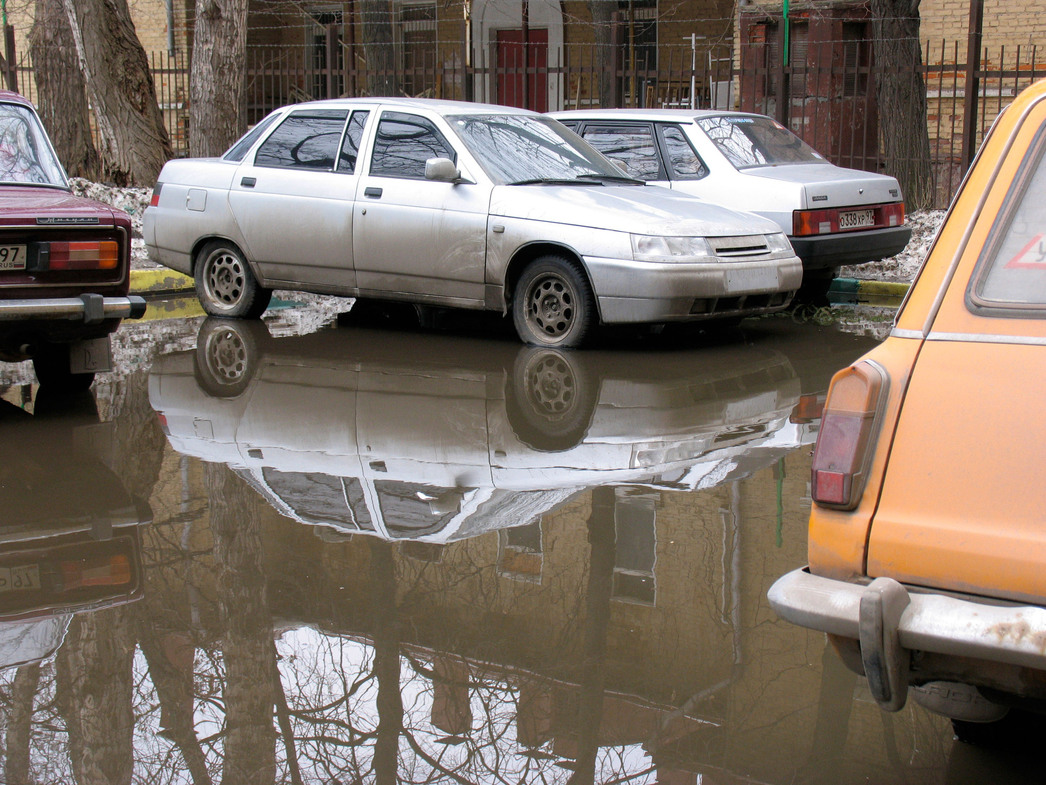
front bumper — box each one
[0,294,148,324]
[768,568,1046,712]
[789,225,912,270]
[584,255,803,324]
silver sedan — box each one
[144,98,802,347]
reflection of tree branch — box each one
[272,640,304,785]
[402,730,478,785]
[5,663,41,785]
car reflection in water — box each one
[0,389,150,670]
[150,317,826,545]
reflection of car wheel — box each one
[195,241,272,318]
[32,345,94,392]
[193,317,268,397]
[506,346,597,451]
[513,255,595,348]
[951,709,1046,747]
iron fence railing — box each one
[9,40,1044,208]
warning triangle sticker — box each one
[1005,233,1046,269]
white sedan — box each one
[551,108,911,299]
[144,98,802,347]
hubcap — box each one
[526,353,576,417]
[206,328,248,385]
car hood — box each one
[0,186,122,227]
[488,183,781,236]
[744,164,902,209]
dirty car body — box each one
[768,79,1046,732]
[552,108,911,295]
[0,92,146,389]
[144,98,801,347]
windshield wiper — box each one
[508,177,602,186]
[575,173,645,185]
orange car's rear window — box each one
[969,125,1046,314]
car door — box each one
[353,109,490,304]
[574,121,710,192]
[228,107,371,290]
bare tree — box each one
[29,0,100,179]
[358,0,399,95]
[871,0,934,209]
[191,0,249,157]
[587,0,616,107]
[60,0,173,185]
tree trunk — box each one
[358,0,399,96]
[60,0,173,185]
[29,0,99,179]
[5,664,41,785]
[190,0,249,158]
[871,0,934,210]
[208,461,277,785]
[587,2,616,107]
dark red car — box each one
[0,91,145,389]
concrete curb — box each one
[829,277,911,300]
[129,268,194,295]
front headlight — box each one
[766,232,794,254]
[631,234,714,263]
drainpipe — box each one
[164,0,175,56]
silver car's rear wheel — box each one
[195,241,272,318]
[513,255,595,348]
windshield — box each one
[696,115,824,169]
[449,114,628,184]
[0,103,67,186]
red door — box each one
[495,28,548,111]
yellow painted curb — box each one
[130,268,194,295]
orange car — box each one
[769,78,1046,739]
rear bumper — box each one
[790,225,912,270]
[768,568,1046,711]
[0,294,147,324]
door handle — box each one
[240,176,257,188]
[364,187,383,198]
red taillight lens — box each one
[793,203,907,236]
[810,361,887,509]
[883,201,905,227]
[58,554,132,589]
[149,182,162,207]
[794,208,836,236]
[48,240,119,270]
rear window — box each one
[969,126,1046,314]
[696,114,823,169]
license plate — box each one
[839,209,875,229]
[0,244,26,270]
[725,266,777,293]
[0,564,41,592]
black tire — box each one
[512,255,595,348]
[505,346,597,451]
[193,317,267,398]
[32,345,95,392]
[195,241,272,318]
[795,269,836,306]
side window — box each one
[370,112,456,179]
[254,109,349,171]
[337,111,370,173]
[580,123,661,180]
[223,113,280,162]
[970,127,1046,313]
[659,124,708,180]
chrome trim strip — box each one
[0,295,145,322]
[889,328,923,339]
[926,331,1046,346]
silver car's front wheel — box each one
[195,241,272,318]
[513,256,595,348]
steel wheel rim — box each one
[524,353,577,419]
[525,272,575,340]
[204,251,246,309]
[205,328,248,385]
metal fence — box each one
[9,40,1045,209]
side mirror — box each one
[425,157,460,183]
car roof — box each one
[0,90,34,109]
[550,107,767,123]
[280,96,540,118]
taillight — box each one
[149,182,163,207]
[792,203,907,236]
[810,361,888,509]
[48,240,119,270]
[58,554,132,589]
